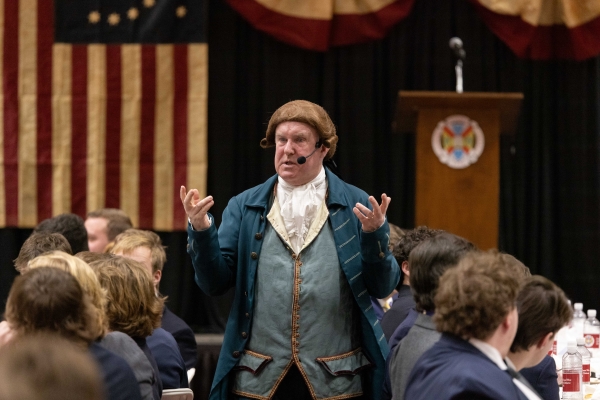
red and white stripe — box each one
[1,0,207,230]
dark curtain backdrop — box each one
[2,0,600,327]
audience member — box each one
[510,276,572,400]
[13,232,72,273]
[388,233,476,350]
[381,226,442,340]
[0,333,104,400]
[91,255,187,392]
[27,251,156,400]
[34,213,89,253]
[370,222,407,320]
[2,267,141,400]
[405,251,531,400]
[86,208,133,253]
[76,250,116,264]
[388,232,474,400]
[111,229,198,371]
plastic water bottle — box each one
[562,341,582,399]
[577,337,591,384]
[584,309,600,358]
[573,303,586,339]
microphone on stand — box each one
[449,37,466,60]
[297,141,322,165]
[449,37,465,93]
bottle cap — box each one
[588,309,597,318]
[575,303,583,310]
[568,340,577,352]
[577,337,585,346]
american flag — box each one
[1,0,207,230]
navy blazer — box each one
[381,284,415,341]
[521,355,559,400]
[405,334,529,400]
[162,305,198,370]
[134,336,163,400]
[89,342,142,400]
[147,327,188,389]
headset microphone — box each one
[297,141,322,165]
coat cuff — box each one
[360,219,392,263]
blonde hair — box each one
[110,229,166,273]
[27,251,107,339]
[90,255,164,338]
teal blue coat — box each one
[187,168,400,399]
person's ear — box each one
[401,261,410,277]
[153,269,162,287]
[537,332,554,349]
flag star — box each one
[88,11,101,24]
[107,13,120,26]
[176,5,187,18]
[143,0,155,8]
[127,7,139,20]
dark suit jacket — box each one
[520,355,559,400]
[147,327,188,389]
[162,305,198,370]
[89,342,142,400]
[381,284,415,340]
[405,334,529,400]
[134,336,163,400]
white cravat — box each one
[277,167,327,254]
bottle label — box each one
[583,363,591,383]
[563,372,581,392]
[584,333,600,348]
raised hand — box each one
[352,194,391,233]
[180,186,214,231]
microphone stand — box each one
[455,59,463,94]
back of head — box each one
[27,251,107,339]
[433,250,522,340]
[388,223,406,250]
[75,251,115,265]
[409,232,476,312]
[0,333,104,400]
[5,267,98,347]
[261,100,338,161]
[34,213,88,253]
[110,229,167,273]
[510,275,572,353]
[13,232,72,273]
[90,255,163,338]
[87,208,133,241]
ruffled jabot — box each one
[277,168,327,254]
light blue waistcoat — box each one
[232,202,371,399]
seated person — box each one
[381,226,442,340]
[110,229,198,371]
[85,208,133,253]
[0,333,104,400]
[405,251,532,400]
[91,255,187,391]
[28,251,156,400]
[509,276,572,400]
[13,232,72,273]
[388,232,474,400]
[2,267,141,400]
[34,213,89,253]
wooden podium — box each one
[395,91,523,250]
